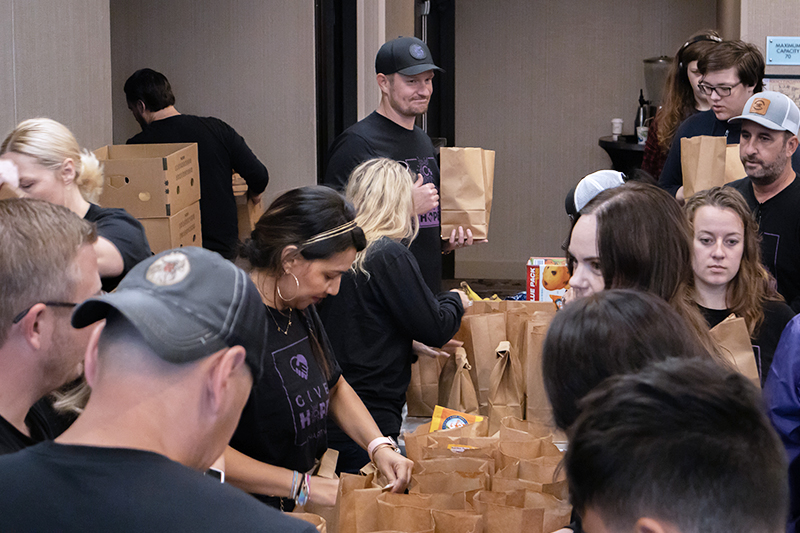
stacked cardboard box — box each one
[94,143,202,254]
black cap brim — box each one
[396,64,444,76]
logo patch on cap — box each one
[750,98,770,115]
[409,44,426,60]
[146,252,191,286]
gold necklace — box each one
[266,305,292,335]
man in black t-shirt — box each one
[728,91,800,311]
[125,68,269,259]
[0,199,101,454]
[0,247,314,533]
[324,37,479,294]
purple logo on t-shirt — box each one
[290,354,309,379]
[403,155,440,229]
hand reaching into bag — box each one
[373,446,413,493]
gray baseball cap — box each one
[72,247,267,378]
[729,91,800,135]
[375,36,443,76]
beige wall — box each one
[741,0,800,76]
[0,0,112,150]
[357,0,415,119]
[109,0,317,202]
[453,0,717,279]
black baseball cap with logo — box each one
[375,36,443,76]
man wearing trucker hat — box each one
[0,247,314,532]
[324,36,474,294]
[728,91,800,312]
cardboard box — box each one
[233,173,263,241]
[527,257,569,302]
[138,201,202,254]
[95,143,200,218]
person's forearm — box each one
[328,376,384,450]
[223,446,293,497]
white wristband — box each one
[367,437,394,461]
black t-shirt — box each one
[698,300,795,385]
[0,441,316,533]
[85,203,152,292]
[230,306,341,503]
[729,176,800,312]
[128,114,269,259]
[0,402,56,455]
[318,237,463,436]
[323,111,443,293]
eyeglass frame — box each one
[697,81,742,97]
[12,302,79,324]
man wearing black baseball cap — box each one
[323,36,475,295]
[0,247,314,532]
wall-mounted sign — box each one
[767,37,800,66]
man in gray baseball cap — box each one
[0,247,315,532]
[728,90,800,311]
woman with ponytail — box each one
[1,118,151,291]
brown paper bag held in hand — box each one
[438,348,480,415]
[709,314,760,387]
[335,472,382,533]
[488,341,525,435]
[681,136,746,197]
[440,147,495,240]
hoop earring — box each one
[276,272,300,303]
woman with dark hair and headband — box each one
[225,186,412,509]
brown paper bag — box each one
[336,472,382,533]
[407,353,448,417]
[473,489,571,533]
[726,144,746,182]
[292,513,327,533]
[454,313,507,416]
[432,509,483,533]
[524,313,556,426]
[437,348,480,415]
[681,137,747,197]
[440,147,495,240]
[488,341,525,435]
[498,440,563,471]
[376,494,435,532]
[492,458,568,500]
[499,416,553,442]
[709,314,760,387]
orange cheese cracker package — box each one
[430,405,484,433]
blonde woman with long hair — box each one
[0,118,151,291]
[318,158,467,474]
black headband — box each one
[678,33,722,68]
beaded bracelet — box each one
[290,470,300,500]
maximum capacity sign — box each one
[767,37,800,66]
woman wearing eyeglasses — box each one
[641,31,721,180]
[658,40,763,203]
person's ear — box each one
[60,158,77,186]
[206,346,247,415]
[376,73,390,92]
[280,245,300,272]
[17,303,50,351]
[83,321,106,388]
[786,134,799,156]
[136,100,146,114]
[633,517,674,533]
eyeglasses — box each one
[698,81,741,97]
[12,302,79,324]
